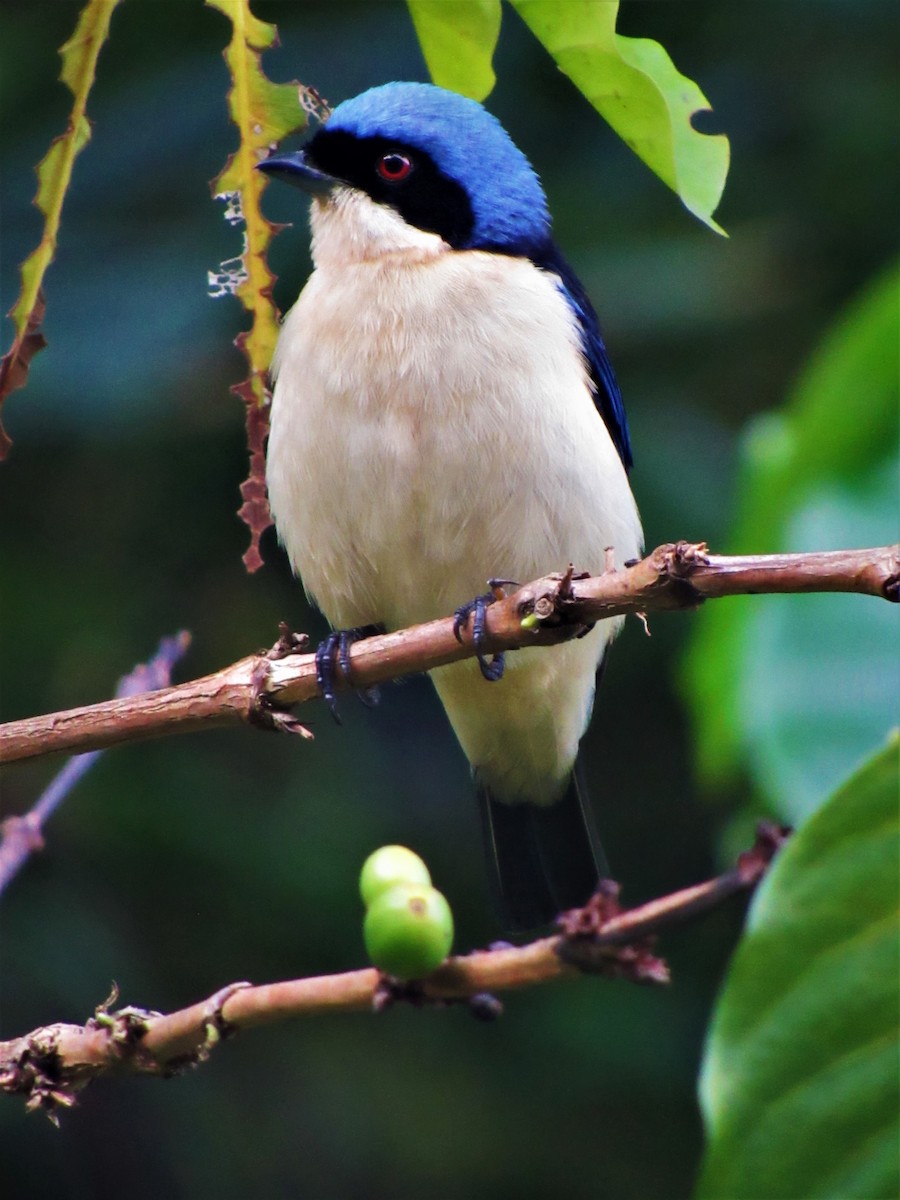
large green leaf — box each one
[510,0,729,233]
[682,263,900,813]
[407,0,501,101]
[697,736,900,1199]
[406,0,728,231]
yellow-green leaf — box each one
[510,0,729,233]
[206,0,308,572]
[0,0,123,458]
[207,0,277,51]
[207,0,307,398]
[10,0,120,334]
[407,0,502,101]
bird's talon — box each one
[477,650,505,681]
[454,591,506,682]
[315,634,343,723]
[315,624,383,721]
[452,605,469,644]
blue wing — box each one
[535,243,633,471]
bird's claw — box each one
[315,624,382,722]
[454,579,515,682]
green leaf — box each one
[682,263,900,808]
[509,0,729,233]
[697,736,900,1199]
[407,0,501,101]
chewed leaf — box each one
[207,0,307,398]
[208,253,250,300]
[205,0,308,571]
[407,0,502,102]
[509,0,729,234]
[0,0,123,458]
[298,84,332,125]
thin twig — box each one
[0,633,191,892]
[0,823,788,1119]
[0,542,896,765]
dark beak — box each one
[256,149,337,195]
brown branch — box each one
[0,823,788,1119]
[1,542,897,765]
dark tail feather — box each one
[477,755,609,934]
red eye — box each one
[376,152,413,182]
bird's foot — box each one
[316,624,383,722]
[453,579,516,682]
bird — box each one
[258,81,643,932]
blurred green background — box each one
[1,2,896,1197]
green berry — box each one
[363,883,454,980]
[359,845,431,908]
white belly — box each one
[267,246,642,801]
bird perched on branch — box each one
[259,82,642,932]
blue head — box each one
[259,82,552,256]
[259,82,634,469]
